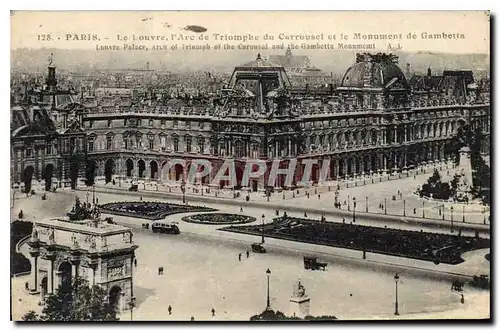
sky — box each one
[11,11,490,54]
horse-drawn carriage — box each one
[251,242,266,253]
[303,256,328,271]
[451,279,464,292]
[471,274,490,289]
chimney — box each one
[405,63,411,78]
[427,67,432,77]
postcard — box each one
[10,10,490,321]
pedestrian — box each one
[246,250,249,258]
[191,316,195,321]
[304,212,307,217]
[342,218,345,224]
[461,294,465,304]
[158,266,164,275]
[238,253,242,261]
[318,194,321,200]
[211,308,216,317]
[25,281,29,291]
[240,206,243,212]
[140,196,143,201]
[413,208,416,214]
[168,305,172,315]
[134,258,137,267]
[96,198,99,205]
[275,209,279,216]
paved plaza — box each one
[91,162,490,226]
[10,188,490,320]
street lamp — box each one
[181,179,186,204]
[92,184,96,204]
[422,200,425,218]
[403,199,406,217]
[442,204,445,220]
[261,214,265,244]
[348,194,350,211]
[365,196,368,213]
[352,197,356,223]
[266,268,271,310]
[450,206,454,233]
[462,205,465,222]
[86,190,89,204]
[394,273,400,316]
[384,198,387,215]
[129,296,136,321]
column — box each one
[29,252,39,292]
[360,158,365,175]
[394,152,398,170]
[46,257,54,294]
[394,127,398,144]
[343,158,348,178]
[404,152,407,169]
[382,130,387,145]
[335,159,340,180]
[71,260,80,279]
[383,153,387,172]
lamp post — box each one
[352,197,356,223]
[384,198,387,215]
[86,191,89,204]
[403,199,406,217]
[181,179,186,204]
[394,273,400,316]
[450,206,454,233]
[92,184,95,204]
[266,268,271,310]
[462,205,465,222]
[129,296,136,321]
[422,200,425,218]
[365,196,368,213]
[261,214,265,244]
[348,194,350,211]
[442,204,445,220]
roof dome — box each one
[341,53,408,89]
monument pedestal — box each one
[290,295,311,318]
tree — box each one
[22,277,118,321]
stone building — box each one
[20,217,138,312]
[80,52,490,191]
[10,58,87,192]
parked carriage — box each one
[471,275,490,289]
[251,242,266,253]
[303,256,328,271]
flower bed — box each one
[182,213,256,225]
[99,201,217,220]
[221,216,490,265]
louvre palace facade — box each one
[11,52,490,192]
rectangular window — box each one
[185,121,191,130]
[149,138,154,150]
[160,136,166,148]
[89,120,93,128]
[198,138,204,154]
[161,119,166,126]
[107,119,112,127]
[106,138,113,150]
[25,148,32,157]
[173,137,179,152]
[87,140,94,152]
[199,122,204,130]
[46,144,52,155]
[185,136,192,152]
